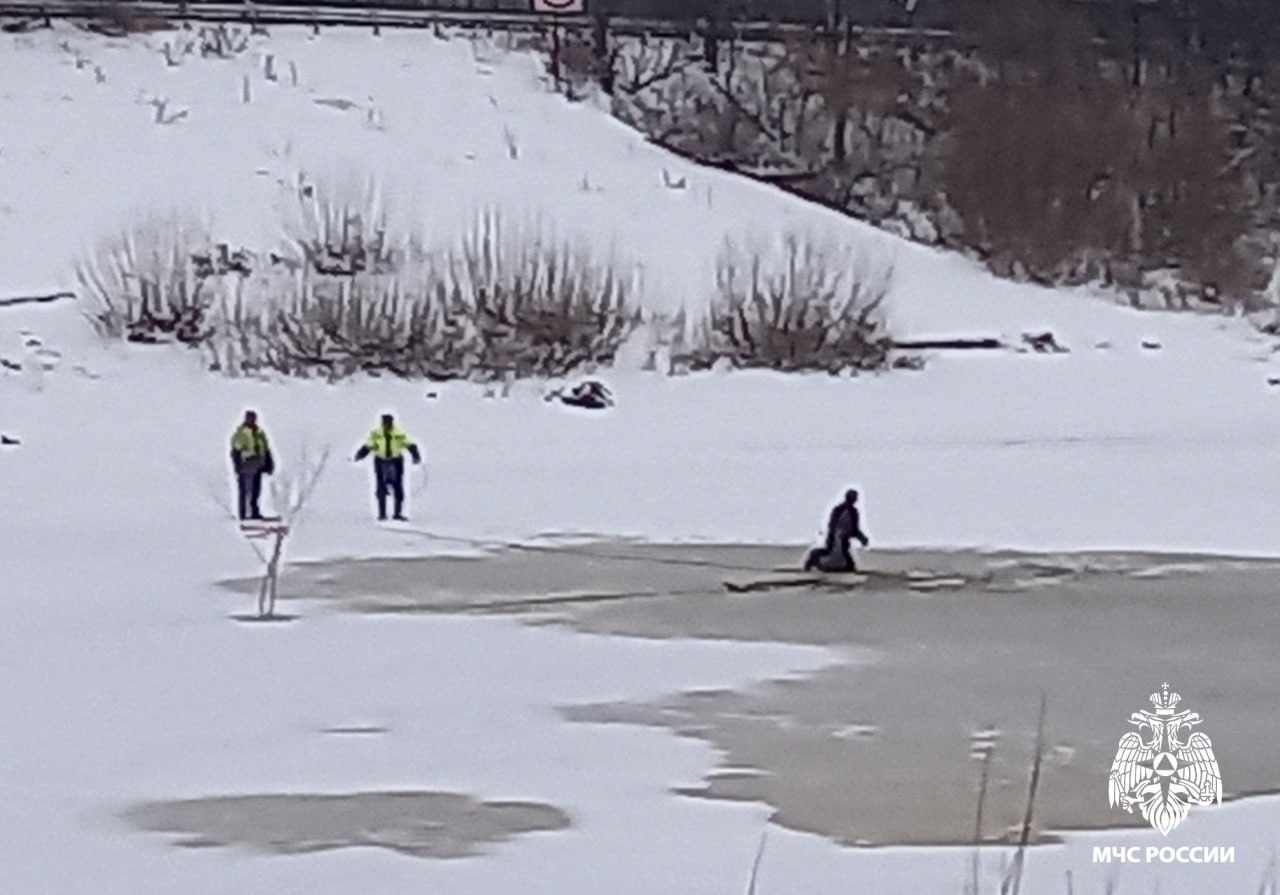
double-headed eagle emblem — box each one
[1108,683,1222,835]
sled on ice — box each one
[238,516,287,536]
[723,570,869,593]
[723,569,969,593]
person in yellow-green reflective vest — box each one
[353,413,422,521]
[229,409,274,521]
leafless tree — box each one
[186,442,330,620]
[946,77,1139,283]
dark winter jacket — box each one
[825,502,868,550]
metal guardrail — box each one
[0,0,955,41]
[4,0,579,29]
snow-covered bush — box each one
[437,210,637,378]
[221,258,449,380]
[283,177,401,277]
[215,211,633,381]
[81,204,635,380]
[681,233,893,373]
[76,213,225,345]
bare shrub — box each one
[612,35,939,235]
[282,177,400,277]
[1131,85,1256,305]
[683,234,893,373]
[442,211,637,379]
[550,30,608,101]
[199,24,250,59]
[76,213,229,344]
[945,2,1255,301]
[221,260,452,380]
[949,70,1254,300]
[160,35,196,67]
[615,39,693,98]
[946,79,1139,284]
[204,211,635,382]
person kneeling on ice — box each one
[353,413,422,521]
[804,489,869,572]
[230,410,274,521]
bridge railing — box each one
[0,0,955,41]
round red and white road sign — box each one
[533,0,585,12]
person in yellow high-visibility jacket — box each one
[353,413,422,521]
[229,409,274,520]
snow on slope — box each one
[0,22,1214,344]
[2,22,1280,895]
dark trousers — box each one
[804,539,855,573]
[374,457,405,519]
[237,470,264,520]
